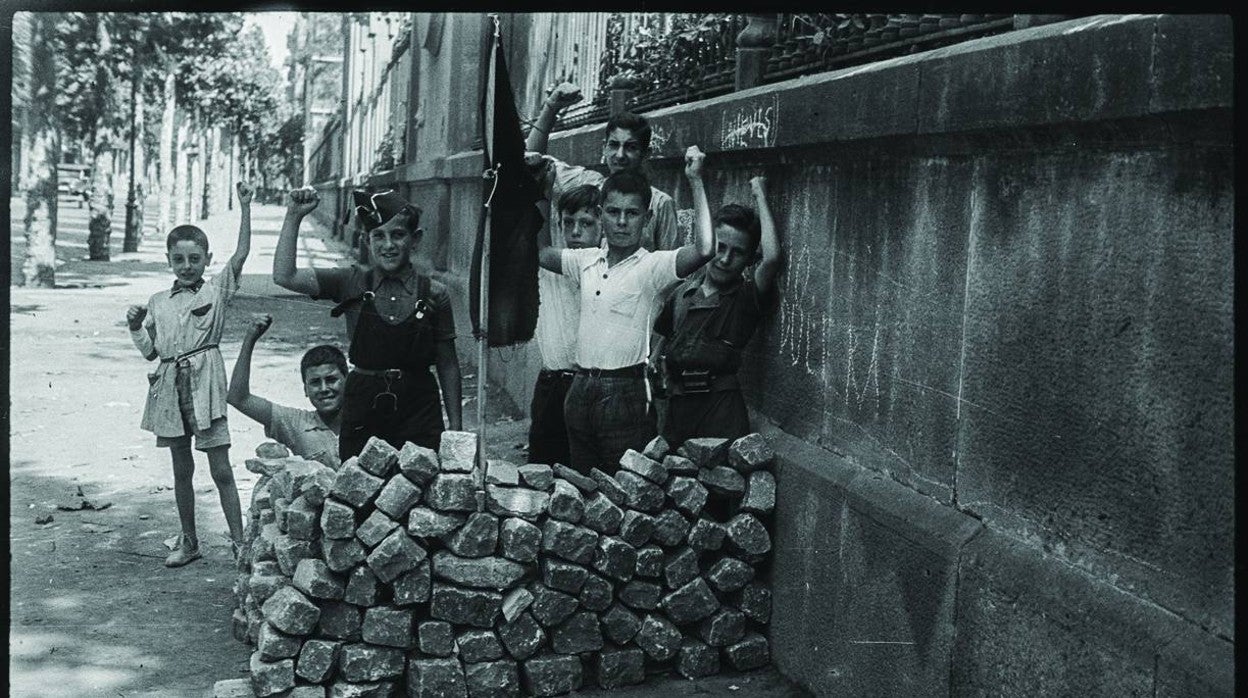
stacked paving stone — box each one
[229,431,775,697]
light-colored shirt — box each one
[546,156,679,252]
[266,404,341,469]
[138,264,238,437]
[561,246,683,369]
[534,269,581,370]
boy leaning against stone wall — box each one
[127,182,256,567]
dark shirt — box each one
[655,273,766,374]
[314,264,456,342]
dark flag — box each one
[469,20,543,347]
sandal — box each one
[164,534,202,568]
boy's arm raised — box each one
[227,314,275,427]
[536,204,564,273]
[525,82,582,155]
[227,182,255,278]
[674,146,715,278]
[750,176,782,295]
[272,188,322,296]
[127,305,157,361]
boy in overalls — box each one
[272,188,463,460]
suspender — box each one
[160,344,219,364]
[330,271,432,319]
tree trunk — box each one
[20,13,59,287]
[123,61,143,252]
[200,124,215,219]
[175,117,190,223]
[86,131,115,261]
[228,132,238,210]
[159,71,175,235]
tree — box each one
[18,13,60,286]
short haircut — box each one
[604,111,652,150]
[557,184,601,216]
[713,203,762,250]
[166,225,210,252]
[600,171,652,211]
[300,345,348,381]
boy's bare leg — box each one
[169,444,198,541]
[205,445,245,544]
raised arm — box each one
[434,340,463,431]
[674,146,715,278]
[127,305,157,361]
[525,82,583,155]
[227,313,276,427]
[749,176,782,295]
[272,188,322,296]
[536,201,564,273]
[227,182,254,277]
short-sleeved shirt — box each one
[313,264,456,344]
[266,403,341,469]
[535,269,581,370]
[545,156,679,252]
[140,264,238,437]
[655,273,767,375]
[561,246,684,369]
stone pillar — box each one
[608,74,636,117]
[735,14,777,91]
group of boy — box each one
[127,82,778,568]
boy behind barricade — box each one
[272,188,463,461]
[527,184,603,466]
[127,182,254,567]
[653,174,782,445]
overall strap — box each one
[330,269,376,318]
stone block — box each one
[418,620,456,657]
[408,657,467,698]
[740,471,776,515]
[464,659,518,698]
[698,466,745,498]
[498,518,540,564]
[356,437,399,477]
[458,629,506,663]
[432,551,526,591]
[273,536,315,578]
[485,485,550,522]
[528,583,579,628]
[214,677,257,698]
[356,511,400,548]
[286,495,321,541]
[725,513,771,555]
[425,473,478,512]
[724,633,769,670]
[635,614,682,660]
[677,640,720,679]
[661,577,720,624]
[578,573,613,613]
[498,611,546,661]
[642,435,671,462]
[362,606,414,648]
[596,647,645,689]
[614,471,664,513]
[521,654,582,697]
[617,510,654,548]
[666,477,708,518]
[542,558,589,594]
[373,475,423,521]
[618,580,662,611]
[593,536,637,582]
[651,509,691,547]
[635,546,663,578]
[486,460,520,486]
[588,468,628,507]
[262,586,321,635]
[329,680,395,698]
[728,433,774,473]
[250,652,295,697]
[258,621,303,660]
[678,438,730,468]
[581,493,623,534]
[619,449,667,485]
[700,608,746,647]
[501,587,535,623]
[338,643,405,681]
[430,584,503,628]
[397,442,440,486]
[540,520,598,564]
[296,638,341,683]
[330,462,386,510]
[316,602,362,641]
[366,529,427,583]
[249,570,288,605]
[438,430,478,472]
[287,687,327,698]
[662,455,698,476]
[293,558,346,600]
[322,537,367,573]
[707,557,754,594]
[274,497,293,531]
[321,499,358,540]
[445,512,499,558]
[688,518,726,551]
[736,581,772,624]
[407,507,466,539]
[547,480,585,523]
[551,464,597,494]
[517,464,553,491]
[231,608,249,644]
[257,441,291,459]
[551,611,603,655]
[343,566,380,607]
[391,560,432,605]
[601,604,642,645]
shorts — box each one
[156,363,231,451]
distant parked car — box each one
[56,163,91,208]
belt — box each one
[539,369,578,380]
[160,344,219,364]
[352,367,408,379]
[669,369,740,395]
[575,364,646,378]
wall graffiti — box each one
[719,93,780,151]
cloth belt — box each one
[574,364,646,379]
[160,344,219,364]
[538,369,578,381]
[351,366,411,379]
[668,370,740,396]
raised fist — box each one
[246,313,273,339]
[286,187,319,217]
[684,145,706,180]
[749,175,767,194]
[126,304,147,331]
[545,82,583,111]
[236,181,255,206]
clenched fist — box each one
[684,145,706,180]
[127,305,147,331]
[236,181,255,206]
[286,187,320,218]
[245,313,273,340]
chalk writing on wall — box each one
[648,121,673,156]
[777,238,823,378]
[719,93,780,151]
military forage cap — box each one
[353,189,422,231]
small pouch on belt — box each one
[677,369,712,394]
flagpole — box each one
[476,15,501,510]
